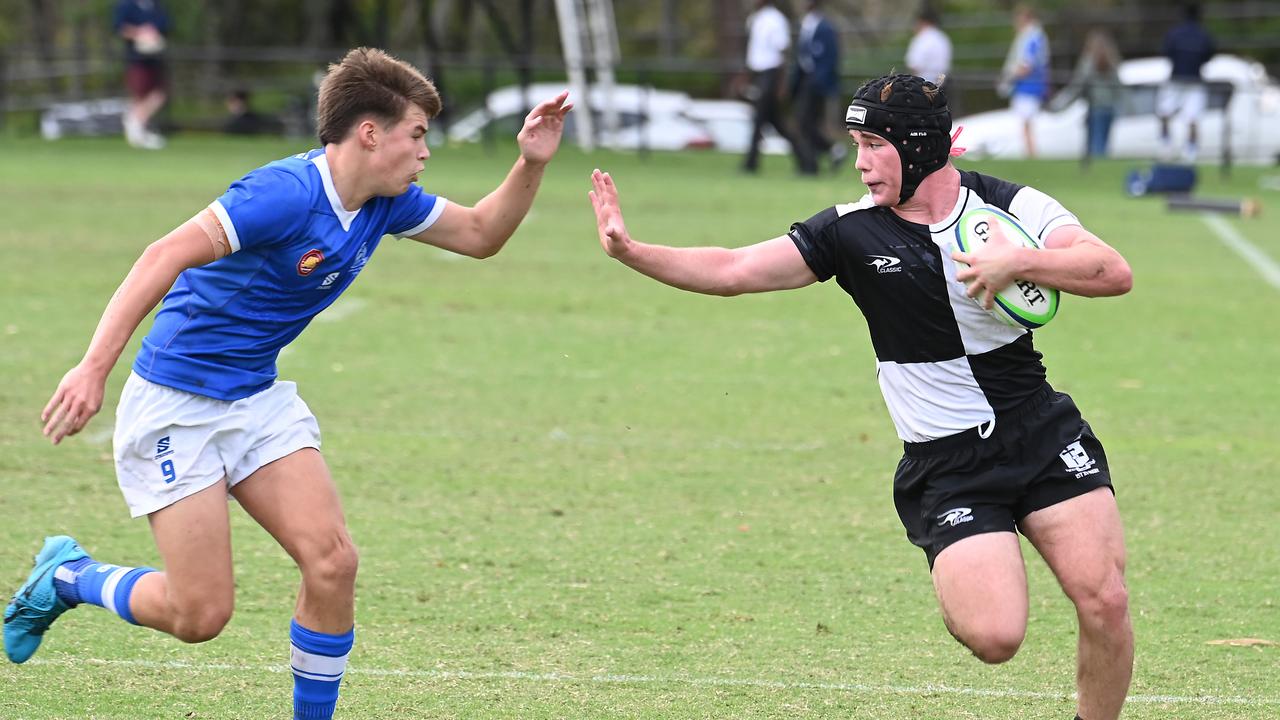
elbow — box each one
[139,238,182,269]
[1106,259,1133,296]
[710,268,748,297]
[467,242,501,260]
[1113,269,1133,296]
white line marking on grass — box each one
[27,658,1280,707]
[1201,213,1280,290]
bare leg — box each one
[1022,487,1133,720]
[931,532,1028,663]
[135,90,166,127]
[128,480,236,643]
[230,448,357,633]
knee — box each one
[171,602,233,644]
[1073,575,1130,628]
[300,532,360,590]
[963,628,1025,665]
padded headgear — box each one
[845,74,952,204]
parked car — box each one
[684,98,791,155]
[955,54,1280,163]
[447,82,714,151]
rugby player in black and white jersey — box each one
[588,74,1134,720]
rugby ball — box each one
[954,206,1059,329]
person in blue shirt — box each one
[1157,4,1216,161]
[114,0,170,149]
[5,47,570,720]
[998,4,1050,158]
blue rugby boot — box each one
[4,536,89,663]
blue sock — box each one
[290,620,354,720]
[53,557,155,625]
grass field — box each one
[1,135,1278,719]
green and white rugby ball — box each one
[954,206,1059,329]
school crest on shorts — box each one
[1059,441,1099,479]
[297,249,325,276]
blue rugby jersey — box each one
[133,149,446,400]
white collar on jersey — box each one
[311,153,360,232]
[930,187,969,232]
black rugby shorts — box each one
[893,385,1114,567]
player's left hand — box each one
[517,91,573,166]
[952,222,1023,310]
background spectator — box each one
[1052,29,1123,161]
[223,89,283,136]
[114,0,169,150]
[998,4,1050,158]
[790,0,841,174]
[741,0,807,175]
[1158,3,1216,161]
[906,6,956,116]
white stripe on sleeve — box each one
[396,197,449,238]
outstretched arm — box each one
[409,91,573,258]
[42,211,227,444]
[589,169,818,296]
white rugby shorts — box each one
[1157,80,1208,122]
[113,372,321,517]
[1010,94,1043,120]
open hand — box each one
[517,91,573,165]
[588,169,632,258]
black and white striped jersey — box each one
[788,170,1080,442]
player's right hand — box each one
[41,363,106,445]
[588,169,632,259]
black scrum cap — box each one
[845,74,952,204]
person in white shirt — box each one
[905,7,956,114]
[742,0,807,174]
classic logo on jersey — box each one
[297,249,325,276]
[318,272,341,289]
[866,255,903,273]
[937,507,974,528]
[1059,441,1099,479]
[154,436,173,460]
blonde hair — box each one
[316,47,441,145]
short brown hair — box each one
[316,47,442,145]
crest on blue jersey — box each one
[297,249,324,276]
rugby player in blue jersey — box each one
[5,47,570,720]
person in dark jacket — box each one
[790,0,841,173]
[1157,4,1216,161]
[114,0,170,149]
